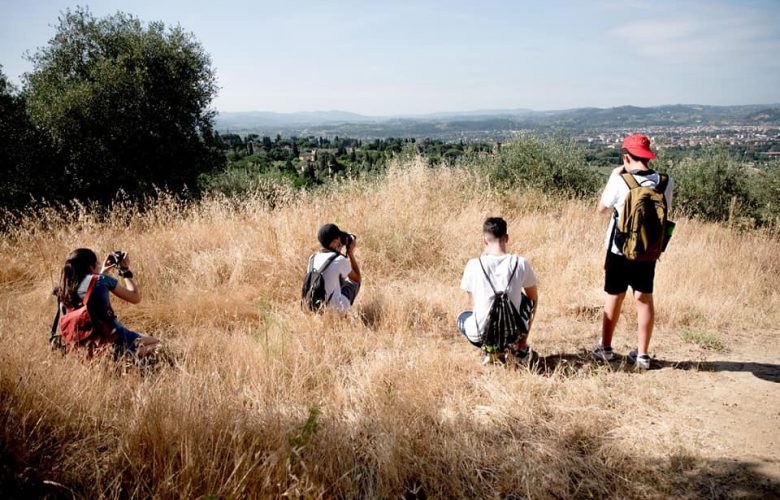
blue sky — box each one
[1,0,779,115]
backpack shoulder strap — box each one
[82,274,99,306]
[318,251,340,273]
[655,173,669,193]
[307,254,316,273]
[477,257,497,295]
[64,274,99,312]
[504,258,519,293]
[621,173,640,190]
[50,289,61,343]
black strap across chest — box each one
[478,256,519,295]
[308,251,340,274]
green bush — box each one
[477,137,602,197]
[666,149,754,222]
[746,161,780,230]
[664,150,780,232]
[198,166,304,210]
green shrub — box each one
[680,329,726,351]
[477,137,602,197]
[198,167,298,209]
[665,149,754,222]
[745,161,780,231]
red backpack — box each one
[55,275,117,357]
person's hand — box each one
[100,254,115,274]
[611,165,626,177]
[120,253,131,270]
[346,238,357,255]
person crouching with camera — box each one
[302,224,362,312]
[56,248,159,358]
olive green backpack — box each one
[613,173,672,261]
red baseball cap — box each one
[621,134,656,160]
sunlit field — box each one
[2,159,779,498]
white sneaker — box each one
[628,349,651,370]
[592,344,615,362]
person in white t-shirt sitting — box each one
[307,223,362,312]
[457,217,539,364]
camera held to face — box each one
[107,250,127,267]
[340,233,356,248]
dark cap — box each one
[317,223,348,249]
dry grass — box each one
[1,159,779,498]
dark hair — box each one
[57,248,98,308]
[621,148,649,165]
[483,217,508,239]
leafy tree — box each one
[221,134,243,150]
[23,7,224,204]
[0,66,57,209]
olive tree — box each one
[23,7,224,204]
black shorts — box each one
[340,279,361,305]
[604,251,656,295]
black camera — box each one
[107,250,127,267]
[340,233,356,247]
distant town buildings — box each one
[573,125,780,150]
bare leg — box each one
[634,292,654,354]
[601,293,626,348]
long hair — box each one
[57,248,98,308]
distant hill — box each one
[215,104,780,138]
[216,110,376,129]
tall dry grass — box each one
[1,159,779,498]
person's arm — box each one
[597,168,623,215]
[346,240,361,282]
[112,278,141,304]
[523,285,538,332]
[109,253,141,304]
[460,261,474,308]
[596,202,612,216]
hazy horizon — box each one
[2,0,779,114]
[215,102,780,117]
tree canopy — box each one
[0,66,57,209]
[21,7,223,204]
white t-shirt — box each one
[460,253,537,343]
[600,170,673,255]
[310,251,353,311]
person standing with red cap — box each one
[594,134,673,369]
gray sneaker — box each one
[592,344,615,362]
[628,349,651,370]
[511,346,533,367]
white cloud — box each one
[609,2,780,66]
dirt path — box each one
[653,338,780,483]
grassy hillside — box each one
[1,159,779,497]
